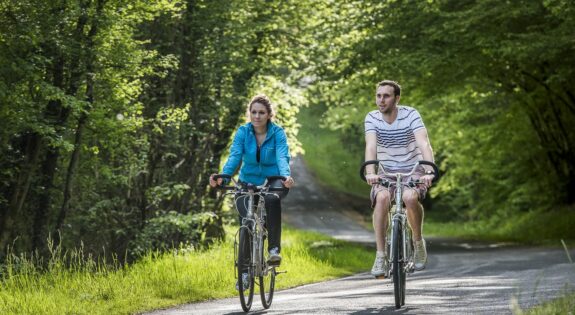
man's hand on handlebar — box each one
[365,173,380,185]
[419,174,434,188]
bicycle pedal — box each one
[275,270,287,274]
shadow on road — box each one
[349,305,416,314]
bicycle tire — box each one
[259,235,276,309]
[392,220,405,309]
[402,228,413,306]
[237,228,254,312]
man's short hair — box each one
[377,80,401,97]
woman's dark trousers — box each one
[236,194,282,272]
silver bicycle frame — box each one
[379,162,421,271]
[239,183,271,278]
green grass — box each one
[537,293,575,314]
[425,205,575,246]
[516,292,575,314]
[0,225,372,315]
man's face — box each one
[375,85,399,114]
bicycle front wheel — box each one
[402,227,414,306]
[392,221,405,309]
[259,235,276,309]
[237,227,255,312]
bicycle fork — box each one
[389,213,407,263]
[250,197,269,278]
[389,174,409,274]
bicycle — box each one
[359,160,439,309]
[213,174,287,312]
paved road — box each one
[281,155,373,244]
[145,156,575,315]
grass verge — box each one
[515,292,575,314]
[0,225,372,315]
[425,205,575,246]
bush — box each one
[129,211,219,257]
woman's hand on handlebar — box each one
[209,173,223,188]
[282,176,295,188]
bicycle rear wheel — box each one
[259,235,276,309]
[237,228,254,312]
[392,221,405,309]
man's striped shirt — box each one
[364,105,426,171]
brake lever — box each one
[408,180,424,188]
[378,178,391,188]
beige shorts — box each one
[369,167,428,208]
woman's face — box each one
[250,102,270,128]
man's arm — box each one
[365,132,379,184]
[414,128,434,163]
[414,128,435,187]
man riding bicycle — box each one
[364,80,436,277]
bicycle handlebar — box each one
[212,174,289,194]
[359,160,440,183]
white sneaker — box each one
[235,272,250,291]
[414,239,427,271]
[371,255,388,277]
[268,247,281,265]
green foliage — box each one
[129,211,218,257]
[0,0,315,258]
[300,0,575,223]
[147,183,191,208]
[3,0,573,266]
[298,104,368,198]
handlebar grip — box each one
[213,174,231,180]
[359,160,380,182]
[212,174,234,190]
[266,176,289,194]
[268,187,288,193]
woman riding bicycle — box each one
[209,94,295,288]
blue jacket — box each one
[222,121,291,185]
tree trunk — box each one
[55,114,87,237]
[0,134,42,252]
